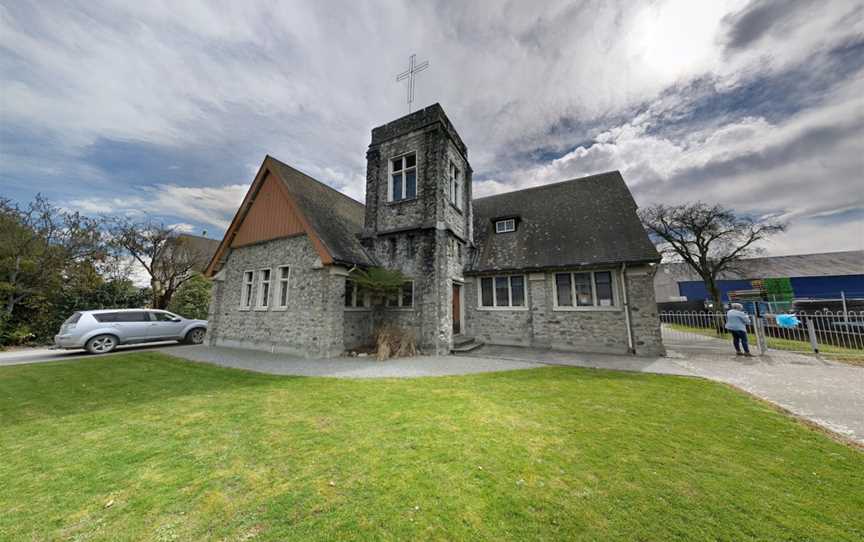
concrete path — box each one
[163,345,545,378]
[0,341,183,366]
[467,344,693,375]
[666,348,864,445]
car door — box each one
[148,311,186,340]
[113,311,152,342]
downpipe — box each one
[621,263,635,354]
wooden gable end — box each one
[231,172,305,248]
[205,158,336,277]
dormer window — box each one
[389,153,417,202]
[495,218,516,233]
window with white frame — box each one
[344,280,370,309]
[276,266,291,308]
[389,153,417,202]
[495,219,516,233]
[448,160,461,209]
[479,275,525,308]
[256,268,271,309]
[386,281,414,308]
[240,270,254,308]
[554,270,615,308]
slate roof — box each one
[658,251,864,282]
[467,171,659,273]
[268,157,374,267]
[171,234,220,272]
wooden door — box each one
[452,283,462,335]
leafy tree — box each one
[109,219,211,309]
[0,195,104,318]
[168,273,212,320]
[639,202,785,310]
[349,267,407,304]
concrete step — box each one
[451,338,484,354]
[453,335,476,347]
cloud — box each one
[168,222,197,234]
[1,0,863,256]
[721,0,811,51]
[72,183,247,230]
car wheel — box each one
[185,328,206,344]
[86,334,118,354]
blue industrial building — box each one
[655,251,864,305]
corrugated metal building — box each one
[654,251,864,303]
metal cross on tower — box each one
[396,54,429,113]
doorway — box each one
[452,283,462,335]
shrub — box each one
[168,273,212,320]
[375,324,417,360]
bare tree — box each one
[109,219,210,309]
[639,202,785,310]
[0,195,104,317]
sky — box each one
[1,0,863,257]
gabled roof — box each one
[658,250,864,282]
[468,171,660,274]
[205,156,373,276]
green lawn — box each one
[1,353,862,541]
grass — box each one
[1,353,862,541]
[667,323,864,365]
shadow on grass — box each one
[0,351,284,426]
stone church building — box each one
[205,104,664,358]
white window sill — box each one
[476,306,529,311]
[239,307,251,311]
[553,306,621,312]
[253,307,269,312]
[344,307,372,312]
[385,307,415,312]
[272,306,289,312]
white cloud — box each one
[168,222,197,233]
[72,184,247,230]
[2,0,863,254]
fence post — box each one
[806,318,819,354]
[755,317,767,355]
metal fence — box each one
[659,310,864,360]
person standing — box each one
[725,303,752,356]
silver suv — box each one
[54,309,208,354]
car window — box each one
[114,311,149,322]
[93,313,118,323]
[65,312,82,324]
[150,312,179,322]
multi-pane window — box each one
[390,153,417,201]
[277,266,291,308]
[448,161,461,209]
[386,281,414,308]
[256,269,271,309]
[495,219,516,233]
[554,271,615,308]
[479,275,525,308]
[241,270,254,308]
[344,280,370,309]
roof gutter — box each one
[621,262,635,355]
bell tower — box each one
[361,104,473,354]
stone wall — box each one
[362,105,473,355]
[343,309,373,350]
[207,235,344,358]
[463,267,664,356]
[623,265,665,356]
